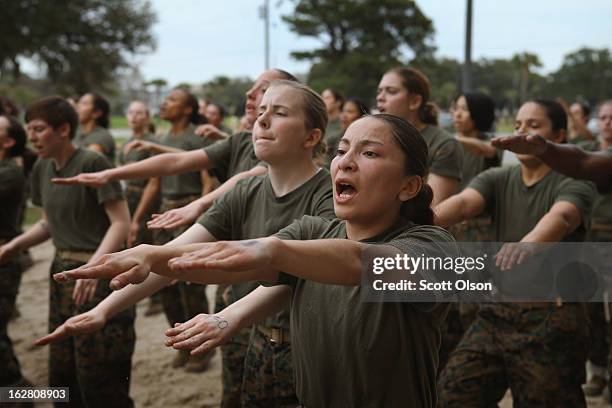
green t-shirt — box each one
[324,118,343,168]
[469,165,595,242]
[158,124,215,197]
[203,132,262,183]
[591,146,612,224]
[274,216,454,408]
[117,133,158,189]
[31,148,124,252]
[74,126,116,162]
[459,132,503,190]
[422,125,463,182]
[0,159,26,240]
[198,168,334,329]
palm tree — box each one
[511,52,542,104]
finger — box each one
[517,251,529,265]
[164,319,197,338]
[172,331,210,350]
[109,264,149,290]
[73,282,84,306]
[191,340,217,356]
[56,263,121,281]
[84,283,97,304]
[51,177,79,185]
[34,325,69,346]
[494,246,507,268]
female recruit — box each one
[377,67,463,205]
[46,114,456,407]
[39,80,335,407]
[321,88,345,167]
[435,99,595,407]
[0,97,134,407]
[74,93,116,161]
[0,115,28,388]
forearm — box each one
[520,212,576,243]
[218,285,291,329]
[456,136,496,158]
[149,144,183,155]
[428,174,459,206]
[108,150,210,181]
[202,166,268,207]
[270,238,363,285]
[539,142,611,187]
[8,219,51,252]
[90,216,130,263]
[434,194,470,228]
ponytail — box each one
[419,102,438,126]
[401,182,434,225]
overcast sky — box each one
[131,0,612,86]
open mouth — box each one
[335,181,357,200]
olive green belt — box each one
[255,324,291,344]
[56,250,95,264]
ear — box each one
[398,175,422,202]
[303,128,323,150]
[57,123,72,140]
[407,94,423,112]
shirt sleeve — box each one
[555,178,596,227]
[203,136,232,182]
[467,166,502,211]
[430,137,463,181]
[197,179,245,240]
[88,155,124,204]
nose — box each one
[246,87,255,100]
[335,149,357,172]
[257,110,270,129]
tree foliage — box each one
[283,0,435,101]
[0,0,156,95]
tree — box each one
[511,52,542,104]
[146,78,168,111]
[0,0,156,95]
[283,0,435,101]
[544,47,612,104]
[200,76,253,117]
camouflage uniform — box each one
[49,257,135,407]
[241,327,298,408]
[438,302,588,407]
[439,217,494,370]
[153,196,209,327]
[0,258,23,386]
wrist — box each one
[266,237,284,270]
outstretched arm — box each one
[492,135,612,189]
[434,188,486,229]
[52,149,211,187]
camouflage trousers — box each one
[440,220,492,372]
[241,327,298,407]
[49,257,136,408]
[0,259,23,386]
[220,328,251,408]
[125,186,159,246]
[153,196,209,327]
[438,302,588,407]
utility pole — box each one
[462,0,473,92]
[259,0,270,70]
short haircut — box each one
[25,96,79,139]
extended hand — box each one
[165,313,235,355]
[147,200,205,230]
[51,170,111,187]
[34,310,106,346]
[491,134,547,156]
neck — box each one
[81,120,96,134]
[132,127,147,138]
[170,118,190,135]
[601,137,612,150]
[461,128,479,138]
[346,212,401,241]
[52,142,77,170]
[267,156,319,197]
[520,161,551,186]
[406,112,426,131]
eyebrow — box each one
[258,104,292,111]
[339,138,384,147]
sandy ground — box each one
[7,240,610,407]
[9,240,222,407]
